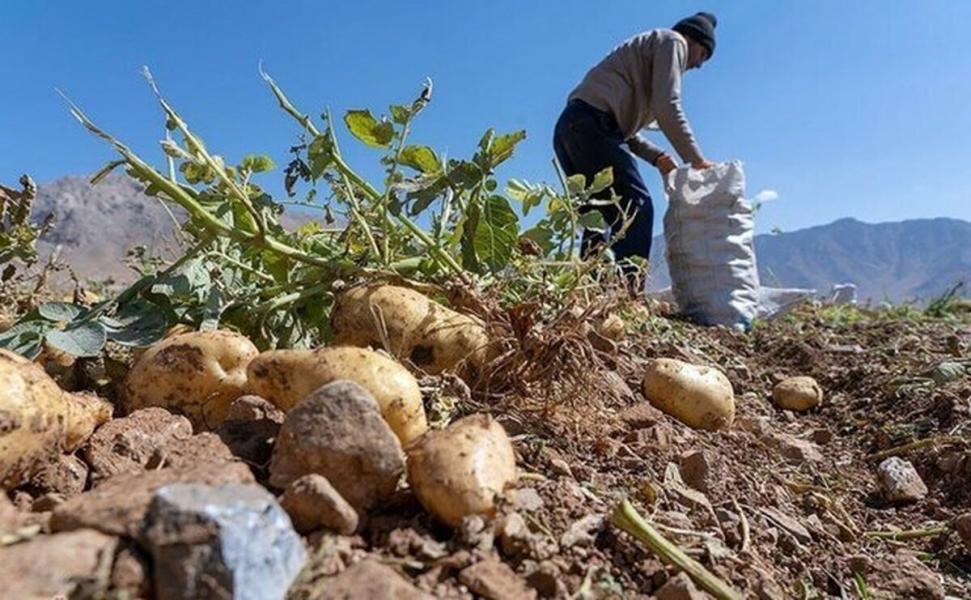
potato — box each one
[406,414,517,527]
[331,285,492,375]
[246,346,427,445]
[0,349,112,489]
[642,358,735,431]
[596,313,626,341]
[772,376,822,412]
[121,330,258,431]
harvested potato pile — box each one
[331,284,492,375]
[406,414,517,527]
[121,330,258,431]
[246,346,428,445]
[0,349,112,489]
[642,358,735,431]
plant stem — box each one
[611,500,742,600]
[864,525,949,541]
[263,73,470,283]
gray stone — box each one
[498,512,533,558]
[877,457,928,503]
[224,395,285,423]
[142,483,307,600]
[280,474,359,534]
[269,380,404,512]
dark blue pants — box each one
[553,99,655,268]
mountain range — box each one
[28,175,970,303]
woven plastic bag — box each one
[663,161,759,329]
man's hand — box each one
[692,158,714,170]
[655,153,678,176]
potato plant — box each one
[1,68,629,360]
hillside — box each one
[649,217,971,303]
[31,174,314,282]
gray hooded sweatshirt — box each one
[568,29,703,165]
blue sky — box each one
[2,1,970,234]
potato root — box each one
[642,358,735,431]
[406,414,517,527]
[121,330,258,431]
[246,346,427,445]
[772,376,823,412]
[0,349,112,489]
[331,284,492,375]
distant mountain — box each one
[30,176,970,303]
[30,174,314,282]
[648,217,971,303]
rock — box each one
[217,415,281,467]
[760,507,812,545]
[955,513,971,551]
[111,542,152,599]
[679,450,713,493]
[512,487,545,512]
[498,511,533,558]
[460,559,537,600]
[83,407,193,483]
[28,453,88,497]
[810,428,834,445]
[877,457,928,503]
[458,514,495,551]
[146,432,235,469]
[772,376,823,411]
[31,492,65,512]
[771,433,823,463]
[560,513,605,548]
[655,573,706,600]
[306,560,431,599]
[51,461,255,537]
[0,528,118,599]
[869,551,944,599]
[269,380,404,512]
[280,474,359,535]
[618,401,665,429]
[224,394,285,422]
[142,483,307,600]
[525,561,563,598]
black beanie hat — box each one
[673,12,717,58]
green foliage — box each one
[2,70,633,360]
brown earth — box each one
[2,302,970,598]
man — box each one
[553,12,717,285]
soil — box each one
[4,303,970,598]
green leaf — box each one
[522,226,555,254]
[344,110,394,148]
[102,312,168,347]
[239,154,276,173]
[488,130,526,166]
[390,104,411,125]
[308,134,334,177]
[589,167,614,194]
[38,302,85,323]
[507,179,549,217]
[578,210,608,233]
[567,174,586,196]
[45,322,107,358]
[399,145,441,174]
[0,320,52,359]
[473,195,520,271]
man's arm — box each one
[651,37,705,165]
[626,133,665,165]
